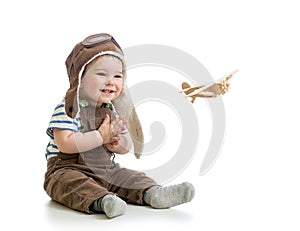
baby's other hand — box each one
[111,116,127,137]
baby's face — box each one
[80,55,124,106]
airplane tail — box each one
[181,82,190,90]
[181,82,196,95]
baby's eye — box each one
[97,73,106,77]
[114,75,123,79]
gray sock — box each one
[100,194,127,218]
[143,182,195,209]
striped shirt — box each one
[45,100,82,159]
[45,99,125,160]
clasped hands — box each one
[98,114,127,146]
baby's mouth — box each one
[101,89,115,93]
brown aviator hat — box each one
[64,33,144,158]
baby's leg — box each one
[108,167,195,208]
[109,167,157,205]
[143,182,195,208]
[44,167,109,213]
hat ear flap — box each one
[65,86,79,118]
[112,89,144,159]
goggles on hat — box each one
[82,33,122,52]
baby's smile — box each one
[100,88,116,97]
[101,89,115,93]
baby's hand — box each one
[111,116,127,137]
[98,114,113,144]
[98,115,127,144]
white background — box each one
[1,0,299,230]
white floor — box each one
[28,177,201,231]
[42,196,197,230]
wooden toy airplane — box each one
[180,70,238,103]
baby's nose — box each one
[105,77,113,85]
[105,78,114,85]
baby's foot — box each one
[101,194,127,218]
[144,182,195,209]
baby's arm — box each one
[54,129,102,153]
[54,114,113,153]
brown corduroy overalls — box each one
[44,105,157,213]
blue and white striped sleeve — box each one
[46,101,81,138]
